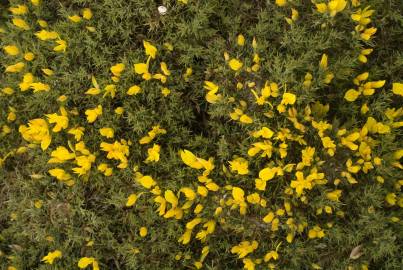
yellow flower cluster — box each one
[1,2,402,269]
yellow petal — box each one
[392,82,403,96]
[232,187,245,202]
[344,89,360,102]
[126,194,137,206]
[228,59,243,71]
[143,40,157,59]
[133,63,148,74]
[127,85,142,95]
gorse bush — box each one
[0,0,402,269]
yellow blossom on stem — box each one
[41,250,62,264]
[19,119,51,150]
[85,105,103,123]
[229,157,249,175]
[143,40,157,59]
[231,241,258,258]
[3,45,20,56]
[12,18,30,30]
[99,127,114,138]
[228,58,243,71]
[145,144,161,163]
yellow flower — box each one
[37,19,48,27]
[24,52,35,61]
[34,200,43,208]
[102,84,116,98]
[178,229,192,245]
[275,0,287,7]
[133,62,149,75]
[110,63,125,77]
[326,190,342,202]
[29,82,50,92]
[237,34,245,46]
[392,83,403,96]
[54,39,67,52]
[49,168,73,183]
[259,167,276,181]
[86,26,96,32]
[319,54,328,69]
[360,27,377,41]
[9,5,28,15]
[126,194,138,207]
[180,187,196,201]
[85,105,103,123]
[351,6,374,26]
[68,15,82,23]
[184,67,192,81]
[161,87,171,97]
[229,157,249,175]
[145,144,161,163]
[246,193,260,204]
[316,0,346,17]
[228,58,243,71]
[5,62,25,73]
[137,175,156,189]
[3,45,20,56]
[98,163,113,176]
[264,250,279,262]
[42,68,54,76]
[31,0,40,6]
[197,186,208,197]
[308,226,325,239]
[231,241,258,259]
[48,146,75,163]
[239,114,253,124]
[203,81,221,103]
[68,127,85,141]
[160,62,171,76]
[143,40,157,59]
[358,48,373,63]
[252,127,274,138]
[164,189,178,208]
[281,92,296,105]
[46,107,69,132]
[78,257,98,269]
[344,89,360,102]
[290,171,313,196]
[35,30,59,40]
[12,18,30,30]
[2,87,14,95]
[328,0,347,16]
[41,250,62,264]
[73,153,96,176]
[291,8,299,21]
[180,149,204,169]
[263,211,275,223]
[385,193,396,205]
[57,95,67,102]
[139,227,148,237]
[139,125,166,144]
[82,8,93,20]
[19,118,51,150]
[127,85,142,95]
[100,140,129,168]
[100,127,114,138]
[7,110,16,122]
[232,187,245,203]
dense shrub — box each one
[0,0,402,269]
